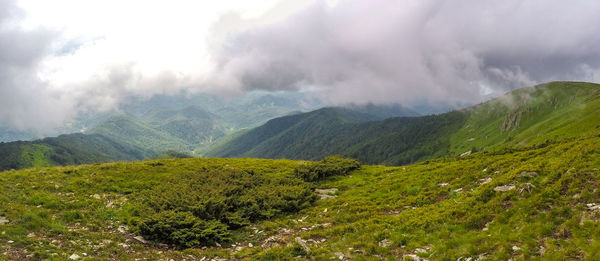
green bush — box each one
[294,156,361,182]
[139,211,230,247]
[135,167,317,247]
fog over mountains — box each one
[1,0,600,136]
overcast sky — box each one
[1,0,600,132]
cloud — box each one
[0,0,71,133]
[1,0,600,134]
[207,0,600,107]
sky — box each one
[1,0,600,133]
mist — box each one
[1,0,600,134]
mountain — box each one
[0,133,150,171]
[205,107,386,158]
[207,82,600,165]
[80,91,323,154]
[1,124,598,259]
[87,114,191,153]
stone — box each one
[69,254,80,260]
[479,177,492,185]
[334,252,345,260]
[494,185,515,192]
[133,236,149,244]
[0,216,9,225]
[519,171,539,178]
[315,188,339,199]
[460,151,472,157]
[378,238,392,247]
[295,237,311,254]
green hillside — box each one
[88,114,191,153]
[0,123,598,259]
[207,82,600,165]
[206,107,383,158]
[0,133,150,171]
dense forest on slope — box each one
[0,133,150,171]
[0,121,599,259]
[207,82,600,165]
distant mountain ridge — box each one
[206,82,600,165]
[0,133,150,171]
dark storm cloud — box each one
[209,0,600,107]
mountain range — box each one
[0,81,598,171]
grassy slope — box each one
[208,82,600,166]
[450,81,600,154]
[1,128,599,260]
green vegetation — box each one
[294,156,361,182]
[1,125,599,259]
[207,82,600,166]
[135,167,317,247]
[1,81,599,260]
[0,133,150,171]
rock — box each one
[454,188,463,192]
[69,254,80,260]
[519,171,539,178]
[90,194,101,199]
[587,203,600,211]
[415,248,427,253]
[479,177,492,185]
[494,185,515,192]
[460,151,472,157]
[133,236,149,244]
[482,221,492,231]
[235,246,243,252]
[378,238,392,247]
[117,225,128,233]
[27,232,35,238]
[315,188,339,200]
[295,237,311,254]
[439,183,449,187]
[7,240,14,244]
[334,252,345,260]
[0,216,9,225]
[404,254,427,261]
[512,245,521,251]
[248,243,253,247]
[539,245,546,255]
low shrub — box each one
[138,211,230,247]
[294,156,361,182]
[135,167,317,247]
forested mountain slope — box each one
[0,133,150,171]
[207,82,600,165]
